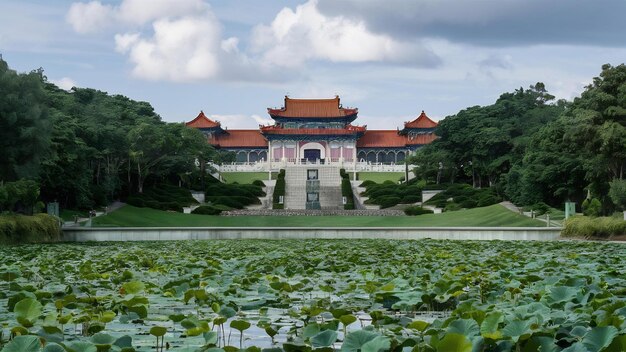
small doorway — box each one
[304,149,321,162]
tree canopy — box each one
[0,58,216,210]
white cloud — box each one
[50,77,77,90]
[66,0,209,33]
[251,0,439,68]
[220,37,239,54]
[116,0,208,26]
[66,1,114,34]
[114,14,221,81]
[209,114,272,129]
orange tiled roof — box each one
[260,124,366,135]
[186,111,220,129]
[406,133,438,145]
[268,96,358,118]
[404,111,438,129]
[209,130,267,148]
[357,130,408,148]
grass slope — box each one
[221,172,272,184]
[357,172,404,183]
[92,204,543,227]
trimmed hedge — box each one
[252,180,266,187]
[273,169,286,209]
[191,205,231,216]
[360,180,425,208]
[562,216,626,238]
[340,169,355,210]
[205,182,265,209]
[404,206,434,216]
[424,183,501,211]
[126,184,198,212]
[0,214,61,244]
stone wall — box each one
[62,227,562,242]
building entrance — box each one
[303,149,321,161]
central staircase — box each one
[284,165,343,209]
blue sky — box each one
[1,0,626,129]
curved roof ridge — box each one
[404,110,438,129]
[186,111,221,128]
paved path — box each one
[499,201,522,213]
[63,201,125,227]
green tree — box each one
[609,179,626,211]
[0,59,50,181]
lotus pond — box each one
[1,239,626,352]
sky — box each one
[1,0,626,129]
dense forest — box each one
[0,58,219,211]
[1,57,625,215]
[410,64,626,214]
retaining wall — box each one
[62,227,562,242]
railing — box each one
[210,161,408,172]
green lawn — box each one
[357,172,404,183]
[220,172,274,184]
[92,204,543,227]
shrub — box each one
[401,194,421,204]
[206,196,250,209]
[562,216,626,238]
[359,180,376,188]
[444,203,462,212]
[377,196,401,209]
[191,205,224,216]
[252,180,266,187]
[582,198,602,217]
[358,178,427,208]
[273,169,286,209]
[0,214,61,244]
[340,169,355,210]
[459,199,478,209]
[126,184,197,212]
[476,193,500,207]
[404,206,434,216]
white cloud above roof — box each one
[250,0,440,68]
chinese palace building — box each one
[186,96,437,172]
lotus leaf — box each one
[91,333,116,346]
[447,319,479,338]
[1,335,41,352]
[37,326,64,344]
[283,343,312,352]
[67,342,98,352]
[203,331,218,344]
[14,298,43,327]
[339,314,357,327]
[219,306,237,319]
[42,343,66,352]
[582,326,618,352]
[341,330,379,352]
[480,312,503,340]
[303,323,321,338]
[436,333,472,352]
[361,335,391,352]
[113,336,133,349]
[544,286,579,306]
[149,326,167,337]
[502,320,532,343]
[230,319,251,332]
[121,281,145,295]
[561,342,589,352]
[311,330,338,348]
